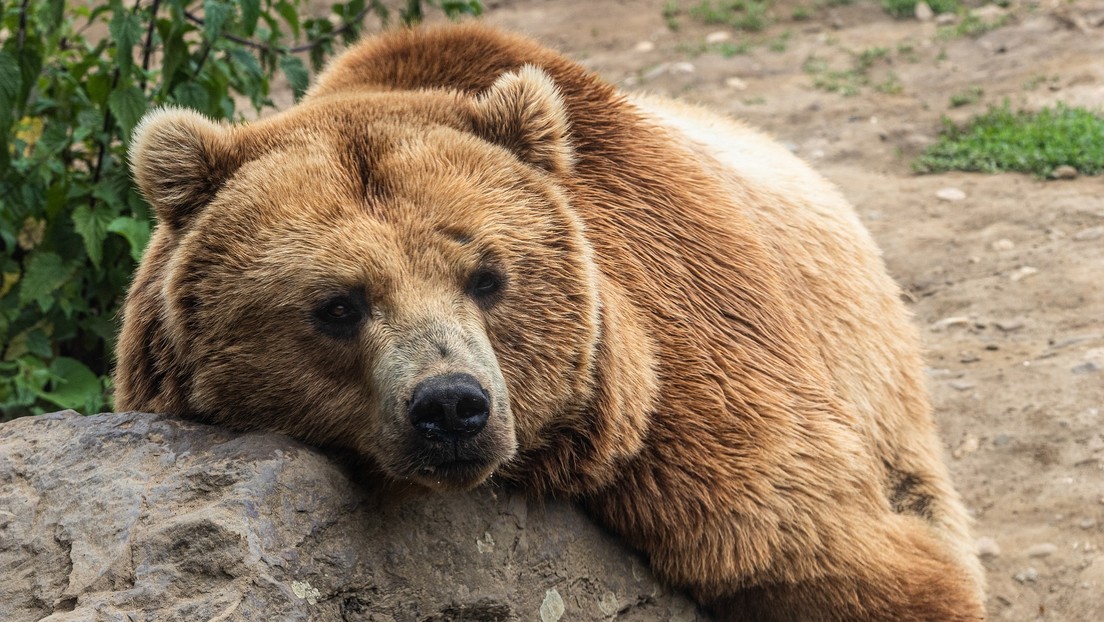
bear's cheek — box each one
[482,282,600,448]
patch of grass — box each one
[895,40,922,63]
[875,72,904,94]
[676,39,752,57]
[664,0,681,30]
[718,40,753,56]
[803,55,864,96]
[949,86,984,107]
[938,12,1010,38]
[882,0,960,18]
[856,47,890,70]
[1023,75,1060,91]
[914,103,1104,177]
[768,30,792,52]
[805,46,904,97]
[689,0,771,31]
[791,5,812,19]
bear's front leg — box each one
[708,518,986,621]
[584,448,985,621]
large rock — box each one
[0,411,705,621]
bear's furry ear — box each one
[128,107,246,231]
[470,65,574,175]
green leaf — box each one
[85,71,111,106]
[172,81,210,113]
[240,0,261,36]
[108,85,147,141]
[278,55,310,101]
[3,328,53,362]
[275,1,301,39]
[15,34,42,114]
[108,216,151,262]
[0,51,20,124]
[19,252,74,313]
[203,0,232,41]
[108,4,141,79]
[39,357,102,412]
[72,205,116,268]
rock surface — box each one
[0,411,704,622]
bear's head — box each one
[118,67,606,491]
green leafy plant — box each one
[937,11,1010,39]
[0,0,482,420]
[882,0,959,18]
[948,85,983,107]
[914,103,1104,177]
[688,0,771,31]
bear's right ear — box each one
[128,107,246,231]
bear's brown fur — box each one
[117,24,985,620]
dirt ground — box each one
[471,1,1104,619]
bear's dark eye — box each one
[312,294,365,339]
[468,268,504,305]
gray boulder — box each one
[0,411,705,621]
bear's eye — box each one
[312,294,365,339]
[468,268,504,304]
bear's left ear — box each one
[470,65,574,175]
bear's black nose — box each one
[408,373,490,443]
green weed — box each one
[914,103,1104,177]
[949,86,983,107]
[689,0,771,31]
[882,0,960,18]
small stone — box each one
[936,187,966,201]
[1008,266,1038,282]
[991,238,1015,251]
[1073,226,1104,241]
[291,580,321,605]
[971,4,1008,20]
[540,588,565,622]
[930,316,971,332]
[633,41,656,53]
[960,352,980,363]
[976,537,1001,558]
[1080,518,1097,529]
[1050,165,1078,179]
[1027,543,1058,558]
[1072,361,1101,374]
[935,13,958,25]
[705,31,731,44]
[670,61,696,74]
[994,319,1025,332]
[915,1,934,21]
[992,433,1012,447]
[953,435,980,458]
[598,591,620,616]
[1014,567,1039,583]
[725,76,748,90]
[949,379,976,392]
[985,343,1000,351]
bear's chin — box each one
[406,459,500,492]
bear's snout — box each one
[408,373,490,443]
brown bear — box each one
[116,24,985,620]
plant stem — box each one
[182,6,373,55]
[139,0,163,92]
